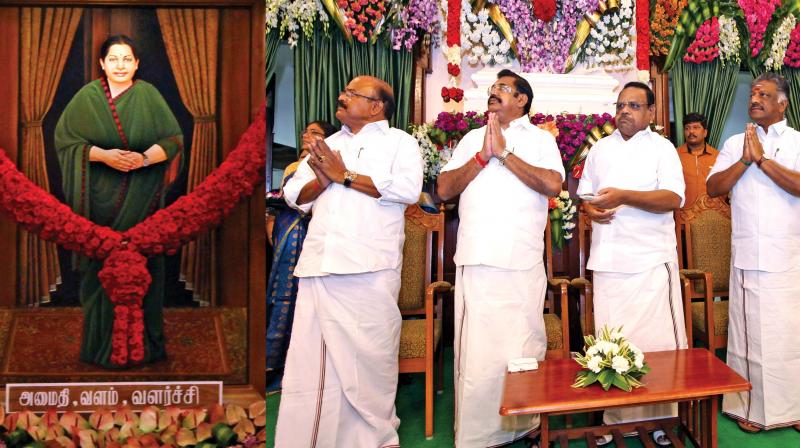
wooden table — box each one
[500,349,750,448]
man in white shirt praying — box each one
[707,72,800,434]
[577,81,687,447]
[437,69,564,447]
[275,75,423,447]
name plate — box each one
[5,381,223,413]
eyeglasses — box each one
[614,101,651,111]
[301,129,326,137]
[342,89,382,102]
[487,84,516,95]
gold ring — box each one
[318,156,327,162]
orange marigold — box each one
[650,0,687,57]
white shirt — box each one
[283,120,424,277]
[708,120,800,272]
[440,115,565,270]
[577,128,685,273]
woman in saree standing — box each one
[266,120,337,392]
[55,35,183,368]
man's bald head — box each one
[355,76,395,121]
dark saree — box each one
[266,162,310,391]
[55,79,183,368]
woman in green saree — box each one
[55,35,183,368]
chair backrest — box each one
[675,195,731,293]
[577,209,593,280]
[543,219,555,313]
[398,204,445,312]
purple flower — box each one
[391,0,441,51]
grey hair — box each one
[753,72,789,104]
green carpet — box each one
[266,348,800,447]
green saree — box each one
[55,79,183,368]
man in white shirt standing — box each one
[707,72,800,434]
[275,75,423,447]
[577,81,687,447]
[437,69,564,447]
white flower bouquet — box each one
[572,325,650,392]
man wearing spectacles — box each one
[276,75,423,447]
[577,81,687,447]
[438,69,564,447]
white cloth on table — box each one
[440,116,565,271]
[592,262,688,425]
[274,271,402,448]
[707,120,800,272]
[283,120,424,277]
[576,128,685,273]
[453,264,547,447]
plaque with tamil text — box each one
[5,381,222,413]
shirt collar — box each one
[341,120,390,136]
[508,115,535,131]
[757,119,788,138]
[612,126,652,142]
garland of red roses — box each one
[636,0,650,71]
[0,105,266,367]
[533,0,556,22]
[442,0,464,104]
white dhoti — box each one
[454,263,548,447]
[593,262,688,425]
[723,267,800,429]
[275,270,402,448]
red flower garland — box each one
[446,0,460,47]
[98,249,150,365]
[533,0,556,22]
[441,87,464,103]
[0,105,266,367]
[636,0,650,71]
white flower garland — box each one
[581,0,635,69]
[554,190,576,240]
[267,0,329,47]
[460,0,512,66]
[717,15,742,67]
[410,123,453,181]
[765,14,797,71]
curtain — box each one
[779,67,800,129]
[671,58,739,147]
[19,7,82,306]
[294,26,413,147]
[267,28,279,86]
[157,8,219,306]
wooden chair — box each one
[398,204,451,439]
[544,219,571,359]
[675,194,731,353]
[570,210,595,337]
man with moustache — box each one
[677,113,718,207]
[275,75,423,447]
[438,69,564,447]
[577,81,687,447]
[707,72,800,433]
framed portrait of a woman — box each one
[0,0,265,403]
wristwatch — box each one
[756,154,770,168]
[141,153,151,167]
[498,149,512,166]
[343,170,358,187]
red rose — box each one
[447,63,460,77]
